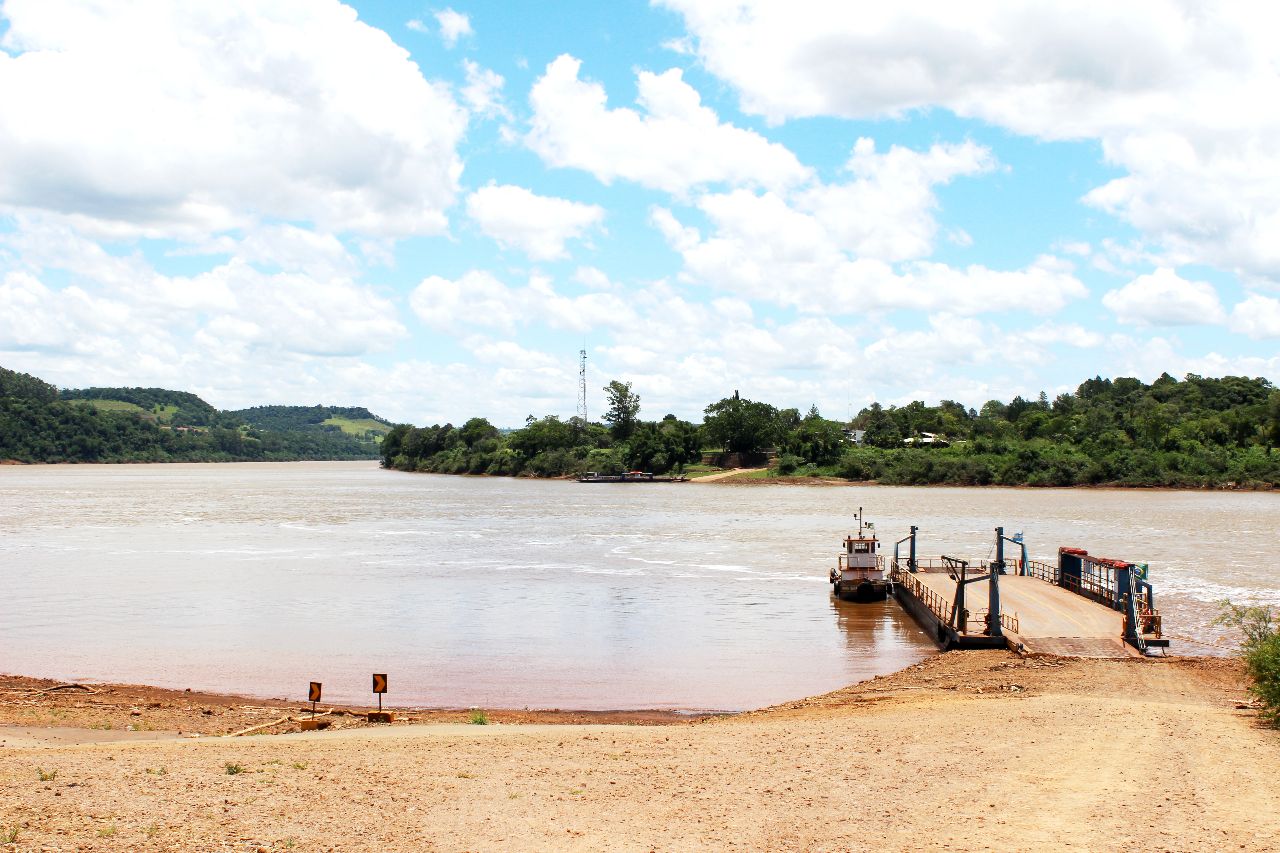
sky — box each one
[1,0,1278,427]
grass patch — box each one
[145,766,167,776]
[321,416,391,437]
[456,771,476,779]
[291,761,308,770]
[145,823,160,839]
[67,398,149,416]
[36,767,57,782]
[97,823,117,838]
[468,710,489,725]
[3,825,19,844]
[224,763,246,776]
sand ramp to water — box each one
[2,652,1277,851]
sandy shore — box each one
[0,674,690,741]
[3,651,1277,851]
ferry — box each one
[577,471,688,483]
[829,508,890,602]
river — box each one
[1,462,1274,710]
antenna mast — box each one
[577,348,588,424]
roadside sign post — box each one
[369,673,392,723]
[301,681,325,731]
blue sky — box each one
[1,0,1277,425]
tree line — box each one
[383,373,1280,488]
[0,366,387,463]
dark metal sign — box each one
[308,681,322,703]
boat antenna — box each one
[857,506,863,537]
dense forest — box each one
[0,366,390,463]
[383,374,1280,488]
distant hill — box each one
[1,366,393,464]
[61,386,232,428]
[229,404,392,443]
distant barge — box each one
[577,471,689,483]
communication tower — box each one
[577,348,588,424]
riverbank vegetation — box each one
[1216,601,1280,725]
[6,362,1277,485]
[0,365,389,463]
[383,373,1280,488]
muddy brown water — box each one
[1,462,1274,710]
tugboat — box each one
[828,508,890,602]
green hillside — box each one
[228,405,392,449]
[2,366,390,463]
[322,415,393,437]
[60,386,222,426]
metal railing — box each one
[890,563,954,625]
[1023,560,1057,582]
[837,554,885,573]
[894,556,965,573]
[1059,572,1119,609]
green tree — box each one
[702,392,781,454]
[460,417,499,448]
[602,380,641,440]
[783,409,846,465]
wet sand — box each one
[3,652,1277,851]
[0,674,691,743]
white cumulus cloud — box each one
[0,0,467,238]
[796,138,996,261]
[1230,293,1280,339]
[1102,268,1226,326]
[434,8,473,48]
[461,60,509,118]
[654,179,1086,316]
[658,0,1280,284]
[526,55,811,194]
[465,185,605,261]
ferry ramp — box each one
[910,572,1132,658]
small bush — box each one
[469,710,488,725]
[224,763,246,775]
[775,453,803,475]
[37,768,57,782]
[1216,600,1280,725]
[1246,632,1280,724]
[3,825,19,844]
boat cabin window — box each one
[852,541,872,553]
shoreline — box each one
[0,673,701,743]
[405,466,1279,492]
[5,458,1274,491]
[0,648,1249,743]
